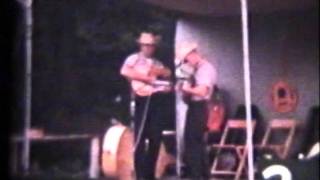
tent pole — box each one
[240,0,255,180]
[20,0,33,174]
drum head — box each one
[102,125,134,179]
[117,128,134,180]
[102,125,174,180]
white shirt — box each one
[191,60,217,101]
[122,53,163,74]
[121,52,168,96]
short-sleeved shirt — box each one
[121,52,169,96]
[121,52,163,75]
[191,59,217,101]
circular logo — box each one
[271,81,298,113]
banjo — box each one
[130,55,197,97]
[175,60,196,102]
[131,61,172,96]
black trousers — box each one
[134,93,167,180]
[184,100,209,178]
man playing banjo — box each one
[176,41,217,179]
[120,32,172,180]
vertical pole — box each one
[21,0,33,174]
[239,0,255,180]
[130,91,135,129]
[89,137,100,179]
[174,57,188,176]
[175,90,187,176]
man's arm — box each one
[161,67,172,77]
[120,65,155,83]
[120,54,155,83]
[182,83,209,98]
[149,65,171,78]
[181,62,216,98]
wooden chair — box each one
[255,119,297,159]
[210,119,256,180]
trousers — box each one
[184,100,209,178]
[133,93,167,180]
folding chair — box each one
[255,119,297,159]
[210,119,256,180]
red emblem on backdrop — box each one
[271,80,298,113]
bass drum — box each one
[101,124,175,180]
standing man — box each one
[120,32,171,180]
[176,42,217,179]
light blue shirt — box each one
[191,60,217,101]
